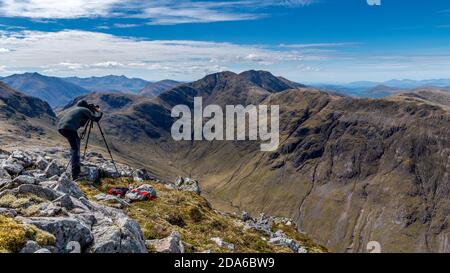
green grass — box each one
[79,178,327,253]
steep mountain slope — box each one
[363,85,403,98]
[0,82,56,142]
[64,75,148,94]
[1,73,89,108]
[58,71,450,253]
[239,70,305,92]
[139,80,181,98]
[391,88,450,108]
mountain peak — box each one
[239,70,303,92]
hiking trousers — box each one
[58,129,81,180]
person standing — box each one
[57,100,103,180]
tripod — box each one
[82,119,120,175]
[64,119,119,177]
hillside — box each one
[139,80,181,98]
[57,71,450,253]
[0,82,57,143]
[0,147,325,253]
[64,75,149,94]
[1,73,90,108]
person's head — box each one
[76,100,101,113]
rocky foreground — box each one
[0,147,325,253]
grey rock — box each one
[132,169,154,182]
[210,237,235,251]
[146,231,184,253]
[95,193,129,207]
[53,194,75,210]
[9,150,33,168]
[18,184,61,201]
[20,241,41,253]
[34,248,52,253]
[39,203,64,217]
[100,163,120,178]
[242,211,252,222]
[80,165,99,182]
[45,161,61,178]
[35,157,49,171]
[175,176,201,194]
[1,162,24,175]
[12,175,37,185]
[89,213,147,253]
[268,237,299,253]
[53,175,85,199]
[0,207,17,217]
[18,216,94,252]
[0,167,11,179]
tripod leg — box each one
[96,122,120,174]
[82,120,93,160]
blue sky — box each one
[0,0,450,83]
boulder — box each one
[100,163,120,178]
[53,175,85,199]
[1,162,24,175]
[52,194,75,210]
[9,150,33,168]
[210,237,235,251]
[268,237,299,253]
[0,168,11,179]
[95,193,129,208]
[20,241,41,253]
[45,161,61,178]
[0,207,17,217]
[132,169,154,182]
[35,157,49,171]
[88,212,147,253]
[146,231,184,253]
[18,216,94,252]
[79,165,99,182]
[12,175,37,186]
[34,248,52,253]
[242,211,252,222]
[175,177,201,194]
[18,184,61,201]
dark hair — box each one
[76,100,98,113]
[76,100,89,108]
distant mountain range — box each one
[0,73,89,108]
[64,75,149,94]
[138,80,181,98]
[314,78,450,97]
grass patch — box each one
[0,215,55,253]
[79,178,326,253]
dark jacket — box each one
[58,102,102,131]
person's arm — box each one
[83,109,103,122]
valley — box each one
[1,70,449,253]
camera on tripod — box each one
[87,103,100,113]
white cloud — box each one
[0,0,119,18]
[0,47,10,53]
[0,0,316,24]
[0,29,306,80]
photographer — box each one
[57,100,103,180]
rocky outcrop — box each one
[175,177,201,194]
[146,231,185,253]
[0,148,148,253]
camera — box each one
[87,103,100,113]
